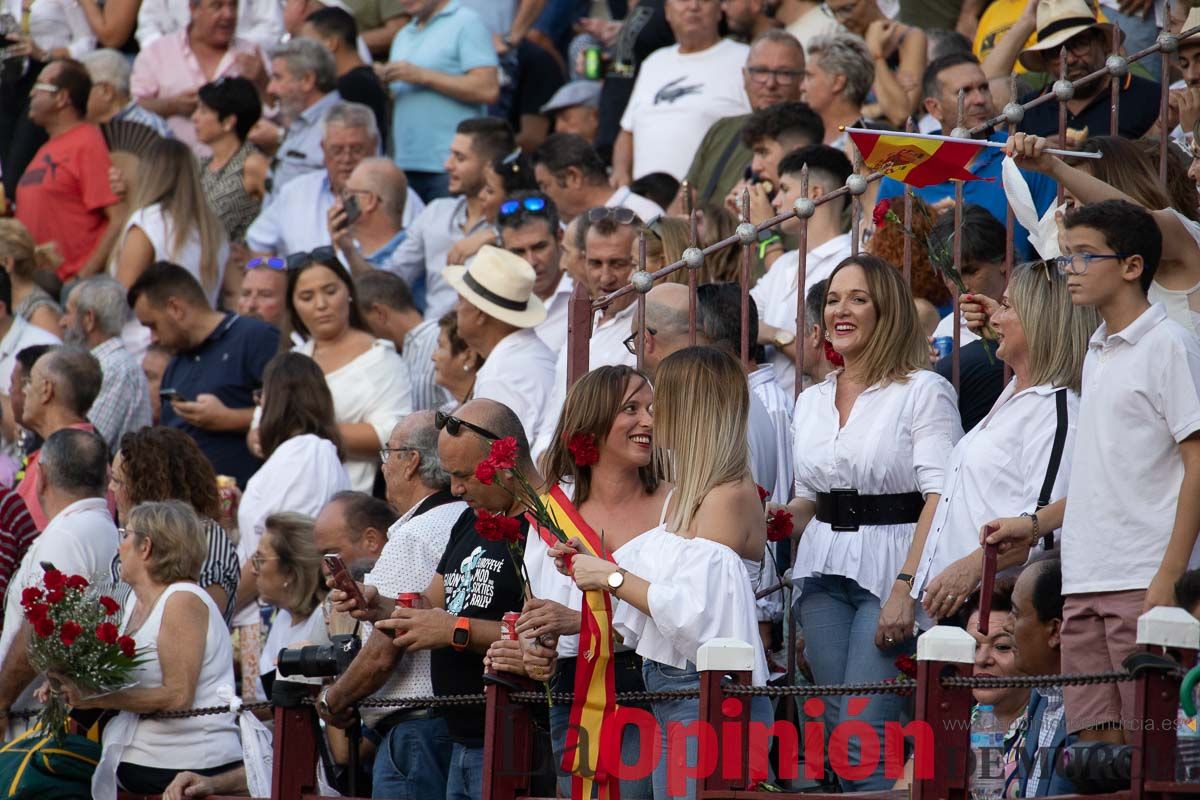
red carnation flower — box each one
[895,654,918,678]
[567,433,600,467]
[474,459,497,485]
[756,485,769,504]
[42,568,65,590]
[823,338,845,368]
[95,621,119,645]
[766,509,794,542]
[59,620,83,646]
[118,635,136,657]
[475,509,505,542]
[20,587,42,608]
[487,437,519,470]
[34,616,54,638]
[99,596,120,616]
[24,602,48,625]
[497,515,524,544]
[66,575,88,590]
[46,588,64,604]
[872,198,891,229]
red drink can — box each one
[396,592,421,609]
[501,611,520,641]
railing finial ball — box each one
[1159,31,1180,53]
[1052,79,1075,101]
[1105,54,1128,76]
[736,222,758,245]
[682,246,704,270]
[630,270,655,294]
[1002,102,1025,124]
[949,126,972,140]
[845,174,868,196]
[792,197,816,219]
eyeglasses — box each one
[379,445,417,463]
[587,206,638,225]
[498,196,548,222]
[434,410,500,441]
[1057,29,1102,57]
[623,327,656,355]
[1048,252,1127,275]
[285,246,340,271]
[247,256,286,271]
[325,143,370,159]
[31,82,60,94]
[117,527,147,542]
[744,66,803,85]
[251,553,280,571]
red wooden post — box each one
[270,685,322,800]
[913,627,976,800]
[482,674,537,800]
[697,639,757,793]
[566,280,593,388]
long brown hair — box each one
[1069,137,1179,216]
[258,352,345,460]
[539,365,658,504]
[118,427,221,520]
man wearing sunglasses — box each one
[497,192,573,352]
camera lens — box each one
[276,644,340,678]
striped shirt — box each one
[402,318,449,412]
[0,489,39,601]
[112,100,173,139]
[110,516,241,624]
[88,337,153,453]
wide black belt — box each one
[371,705,437,737]
[815,489,924,531]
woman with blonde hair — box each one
[113,138,229,309]
[0,219,62,335]
[555,346,772,800]
[917,261,1099,621]
[780,253,961,791]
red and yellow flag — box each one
[848,130,986,188]
[535,486,620,800]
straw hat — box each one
[1018,0,1120,72]
[444,246,547,329]
[1180,5,1200,50]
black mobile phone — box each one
[342,193,361,226]
[159,388,190,403]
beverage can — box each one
[501,611,520,641]
[396,592,421,609]
[583,46,603,80]
[932,336,954,360]
[216,475,239,519]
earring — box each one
[463,363,472,373]
[283,580,290,587]
[824,330,832,342]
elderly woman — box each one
[432,311,481,409]
[803,34,878,148]
[74,500,242,799]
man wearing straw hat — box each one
[445,245,555,445]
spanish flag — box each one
[535,486,621,800]
[847,129,986,188]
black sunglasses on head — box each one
[285,246,340,271]
[435,410,500,441]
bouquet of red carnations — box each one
[20,563,143,737]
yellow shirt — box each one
[974,2,1111,75]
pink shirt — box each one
[130,28,265,152]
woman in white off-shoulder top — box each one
[781,254,962,791]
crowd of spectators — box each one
[0,0,1200,799]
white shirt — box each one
[294,338,412,492]
[28,0,95,58]
[619,38,751,180]
[792,370,961,601]
[750,234,852,396]
[523,519,584,659]
[0,315,60,394]
[135,0,285,50]
[361,496,467,725]
[1061,303,1200,594]
[749,365,794,504]
[747,391,779,505]
[606,186,665,225]
[533,303,638,461]
[257,605,330,698]
[234,434,351,626]
[931,311,982,345]
[914,380,1077,610]
[474,328,556,445]
[117,203,229,308]
[535,274,574,354]
[387,196,489,319]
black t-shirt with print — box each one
[431,507,527,746]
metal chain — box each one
[149,701,274,719]
[941,671,1136,689]
[726,680,914,697]
[355,693,487,709]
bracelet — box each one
[757,235,781,259]
[1020,511,1039,547]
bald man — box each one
[328,157,413,280]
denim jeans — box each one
[642,660,774,800]
[797,573,913,792]
[548,654,654,798]
[371,714,453,800]
[405,170,450,203]
[445,742,484,800]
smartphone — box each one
[341,193,361,226]
[159,388,190,403]
[323,553,367,609]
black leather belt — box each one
[815,489,924,531]
[371,705,437,737]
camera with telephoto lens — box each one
[276,633,360,678]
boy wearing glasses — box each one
[985,198,1200,746]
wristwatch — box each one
[606,567,628,593]
[451,616,471,651]
[772,329,795,348]
[896,572,915,591]
[316,686,334,716]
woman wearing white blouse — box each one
[286,248,413,492]
[781,255,961,791]
[559,347,772,800]
[916,261,1099,622]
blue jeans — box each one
[405,170,450,203]
[445,742,484,800]
[641,660,773,800]
[371,714,453,800]
[797,574,913,792]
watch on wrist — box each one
[896,572,915,591]
[317,686,333,716]
[772,329,795,348]
[450,616,471,651]
[606,567,628,593]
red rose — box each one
[66,575,88,591]
[895,654,918,678]
[474,459,497,485]
[42,568,65,591]
[33,617,54,638]
[118,635,136,657]
[20,587,42,608]
[823,338,845,369]
[872,199,891,229]
[756,485,769,505]
[99,596,120,616]
[59,620,82,646]
[487,437,519,470]
[95,621,119,645]
[46,588,64,604]
[766,509,793,542]
[567,433,600,467]
[24,602,48,625]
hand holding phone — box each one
[341,193,361,226]
[159,388,190,403]
[323,553,367,610]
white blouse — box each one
[116,204,228,308]
[612,525,770,685]
[294,338,413,492]
[29,0,95,58]
[791,369,961,602]
[914,380,1077,620]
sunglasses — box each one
[247,256,286,271]
[285,246,340,271]
[435,410,500,441]
[499,196,548,222]
[587,206,637,225]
